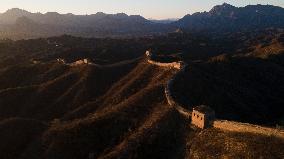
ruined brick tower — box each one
[192,105,215,129]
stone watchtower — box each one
[145,50,152,58]
[191,105,215,129]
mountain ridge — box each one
[176,3,284,32]
[0,3,284,39]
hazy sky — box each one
[0,0,284,19]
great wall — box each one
[165,66,192,119]
[147,59,183,70]
[214,120,284,139]
[56,58,97,66]
[53,57,142,68]
[145,50,284,139]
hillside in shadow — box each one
[171,33,284,125]
[0,30,283,158]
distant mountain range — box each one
[0,8,173,39]
[176,3,284,32]
[0,3,284,39]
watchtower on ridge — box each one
[192,105,215,129]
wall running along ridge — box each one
[214,120,284,139]
[146,52,284,138]
[164,66,192,119]
[147,59,183,69]
[145,53,191,118]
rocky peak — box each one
[0,8,33,24]
[95,12,107,16]
[44,12,62,18]
[115,13,128,18]
[4,8,30,15]
[209,3,237,16]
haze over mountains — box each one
[0,2,284,158]
[0,3,284,39]
[177,3,284,32]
